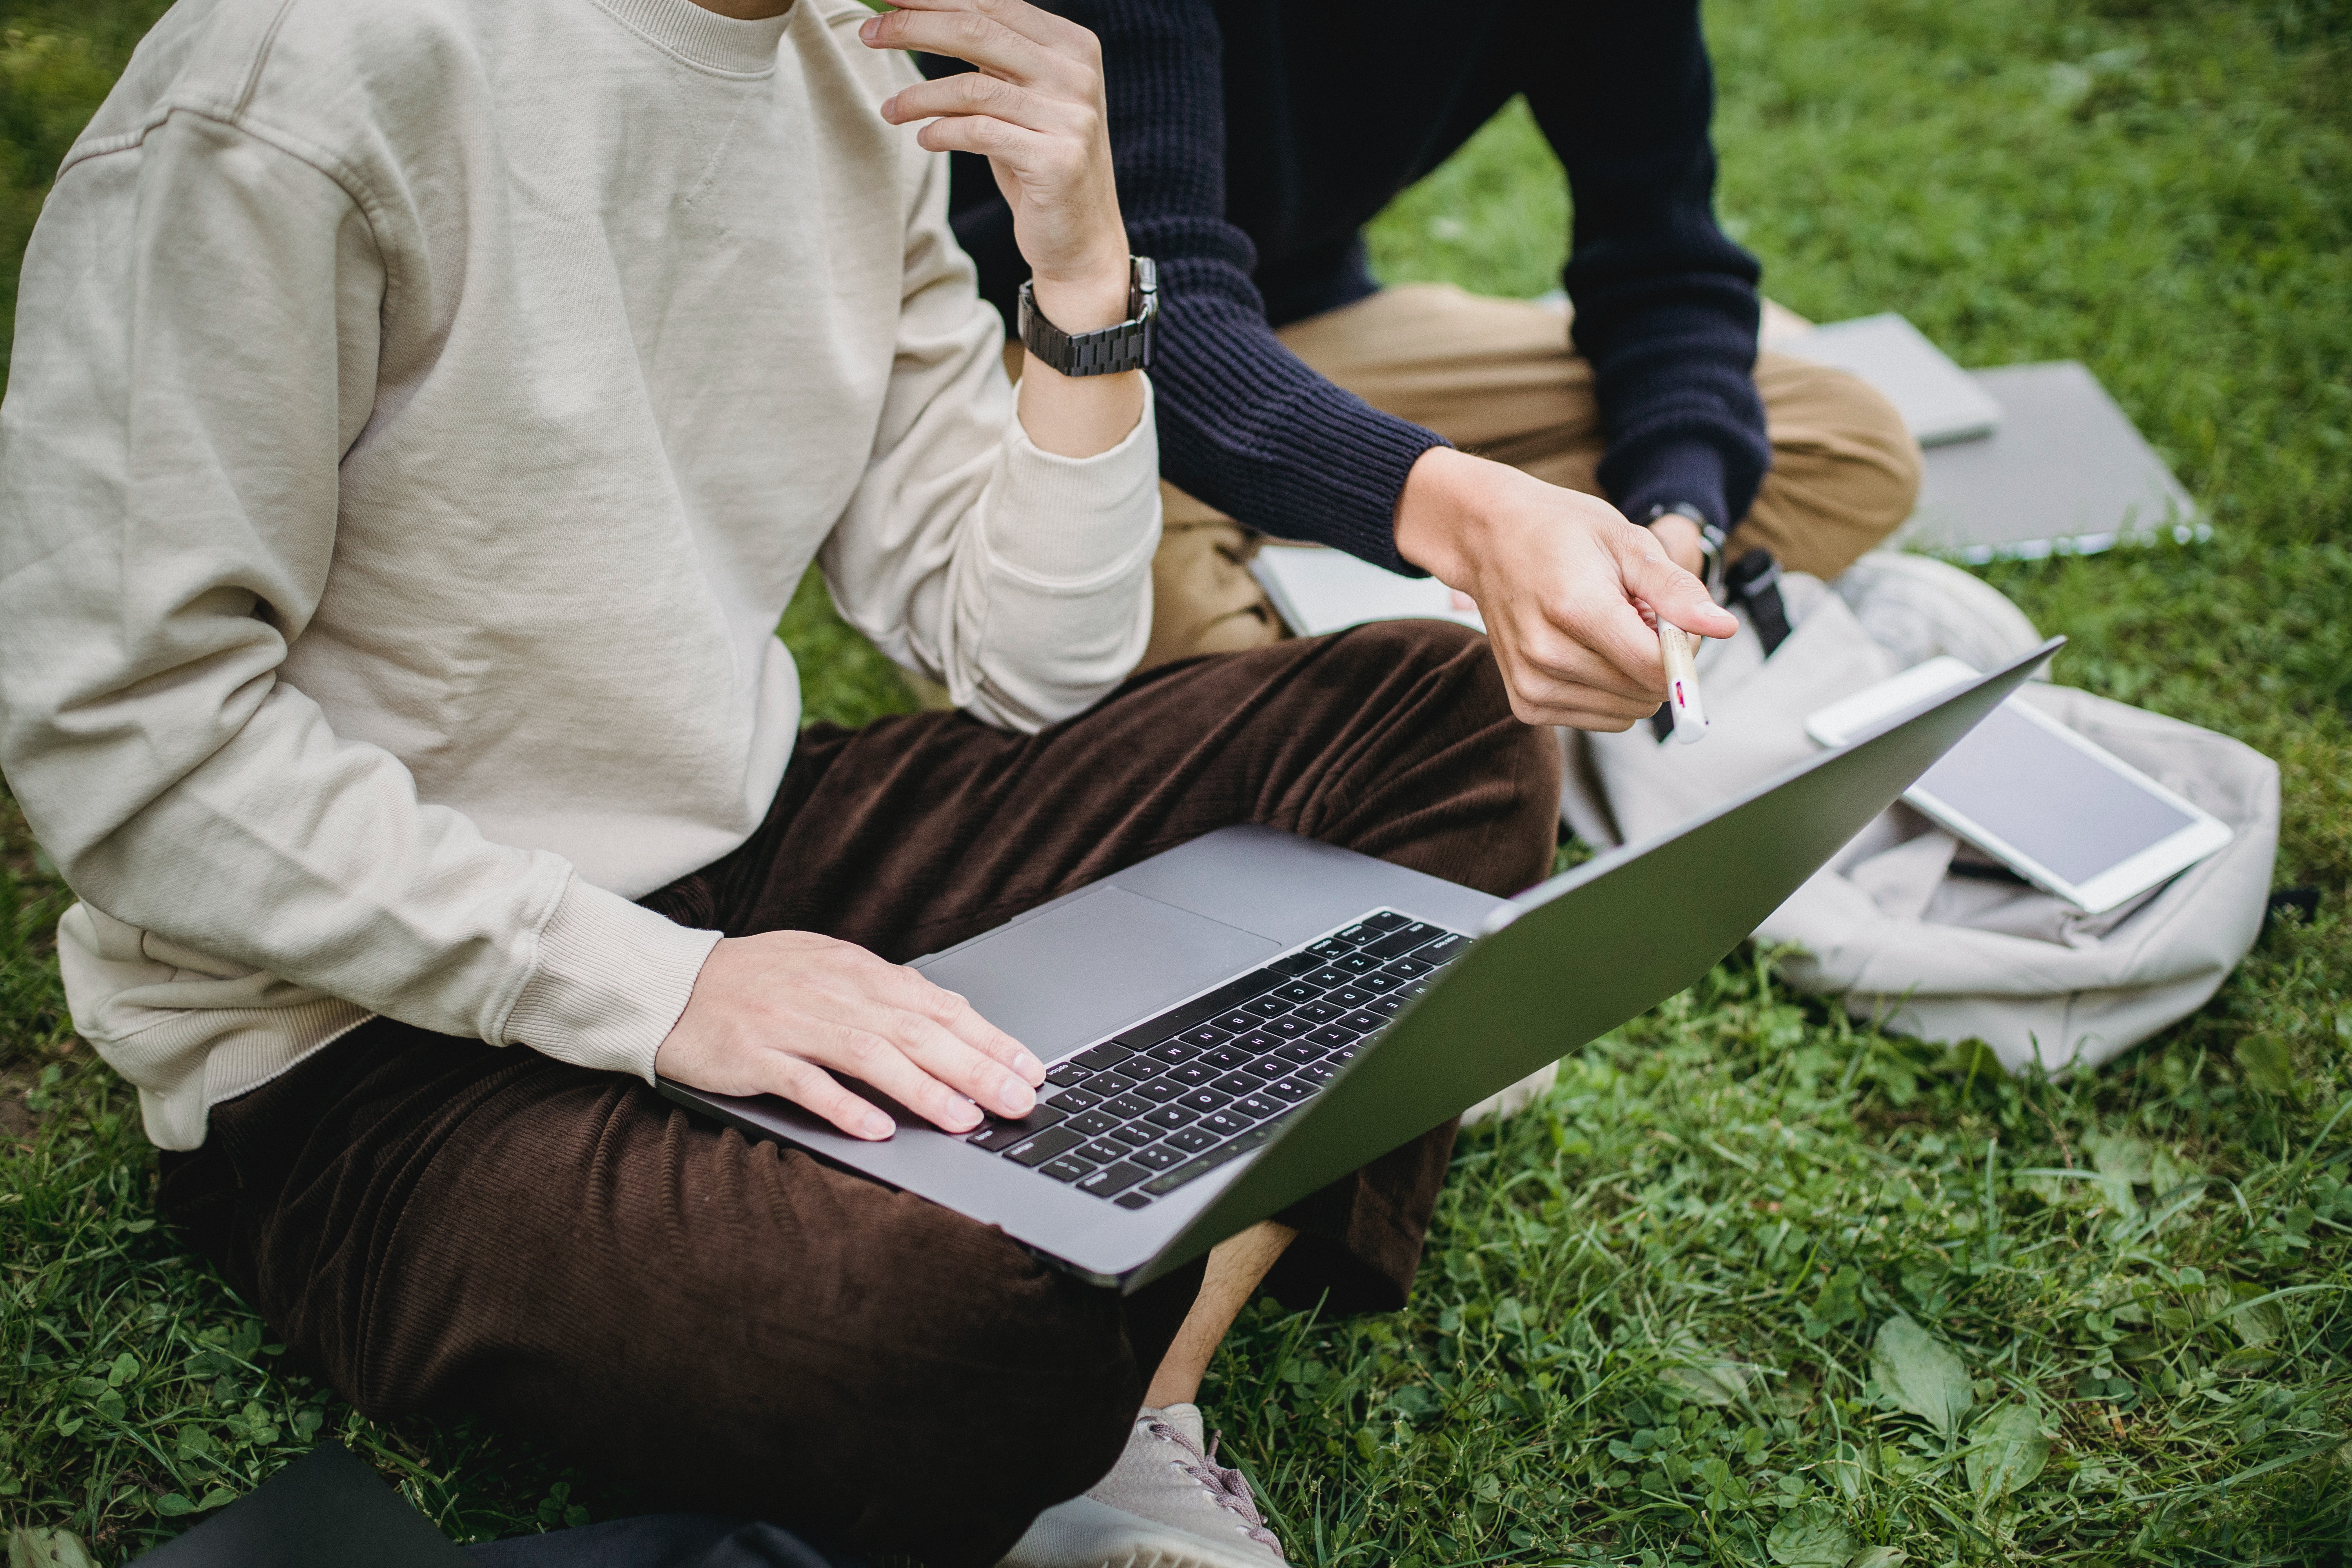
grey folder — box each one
[1897,361,2200,563]
[1777,312,2005,447]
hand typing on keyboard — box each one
[655,931,1047,1141]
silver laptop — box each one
[662,639,2060,1292]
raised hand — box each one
[655,930,1046,1140]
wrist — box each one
[1395,446,1509,585]
[1027,250,1135,336]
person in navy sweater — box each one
[923,0,1919,720]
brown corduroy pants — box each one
[156,620,1561,1566]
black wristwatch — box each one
[1645,501,1728,598]
[1017,256,1157,377]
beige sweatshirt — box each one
[0,0,1161,1149]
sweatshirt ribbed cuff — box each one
[502,876,721,1081]
[987,378,1161,588]
[1612,439,1733,539]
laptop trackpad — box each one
[915,886,1277,1063]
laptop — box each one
[662,639,2060,1292]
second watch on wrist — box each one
[1018,256,1157,378]
[1645,501,1728,598]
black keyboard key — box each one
[1100,1094,1153,1119]
[967,1103,1068,1152]
[1234,1093,1283,1119]
[1162,1125,1219,1153]
[1086,1069,1140,1095]
[1046,1086,1103,1112]
[1044,1062,1094,1088]
[1339,1011,1385,1033]
[1371,996,1406,1015]
[1335,953,1381,975]
[1274,1041,1321,1064]
[1246,1054,1293,1079]
[1417,932,1469,963]
[1328,1044,1359,1062]
[1357,971,1403,994]
[1075,1139,1129,1165]
[1178,1088,1232,1114]
[1005,1127,1084,1166]
[1108,1122,1156,1146]
[1334,922,1378,944]
[1211,1012,1259,1033]
[1384,956,1433,980]
[1070,1110,1122,1138]
[1165,1062,1214,1087]
[1146,1040,1202,1065]
[1129,1143,1182,1170]
[1273,981,1322,1004]
[1296,1000,1344,1024]
[1198,1110,1252,1139]
[1210,1071,1267,1095]
[1325,985,1374,1009]
[1040,1154,1096,1183]
[1265,1016,1312,1039]
[1305,936,1357,959]
[1140,1138,1253,1196]
[1363,911,1410,931]
[1136,1077,1187,1103]
[1399,978,1436,999]
[1298,1063,1336,1084]
[1078,1161,1152,1198]
[1180,1025,1233,1049]
[1241,995,1292,1019]
[1264,1078,1314,1103]
[1229,1031,1282,1056]
[1115,1192,1153,1211]
[1306,1024,1357,1049]
[1109,969,1282,1052]
[1073,1042,1136,1071]
[1303,966,1352,989]
[1361,920,1443,959]
[1143,1104,1199,1131]
[1195,1047,1248,1073]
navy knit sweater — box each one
[922,0,1770,574]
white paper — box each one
[1249,544,1485,637]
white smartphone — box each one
[1806,657,2232,914]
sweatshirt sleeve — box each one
[1527,0,1771,539]
[926,1,1447,576]
[818,124,1163,733]
[0,111,718,1081]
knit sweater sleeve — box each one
[1527,0,1770,539]
[944,1,1446,574]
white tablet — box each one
[1807,657,2233,914]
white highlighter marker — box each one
[1657,623,1708,745]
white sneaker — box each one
[1000,1403,1285,1568]
[1458,1058,1557,1129]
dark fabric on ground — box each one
[465,1516,857,1568]
[158,622,1560,1566]
[924,0,1768,568]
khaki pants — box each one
[1030,282,1923,671]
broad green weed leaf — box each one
[1965,1404,2051,1499]
[2088,1133,2153,1183]
[1871,1316,1972,1435]
[5,1528,100,1568]
[1765,1502,1853,1566]
[1849,1551,1908,1568]
[2238,1034,2297,1096]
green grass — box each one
[5,0,2351,1561]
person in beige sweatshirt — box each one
[0,0,1630,1561]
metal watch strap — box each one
[1018,256,1157,377]
[1645,501,1728,597]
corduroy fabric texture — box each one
[156,622,1561,1567]
[925,0,1769,569]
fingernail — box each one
[862,1111,893,1139]
[878,92,897,119]
[947,1094,981,1129]
[1000,1076,1036,1113]
[1013,1051,1045,1082]
[859,16,880,40]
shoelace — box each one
[1143,1417,1284,1554]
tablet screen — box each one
[1916,705,2194,884]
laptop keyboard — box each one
[962,909,1470,1212]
